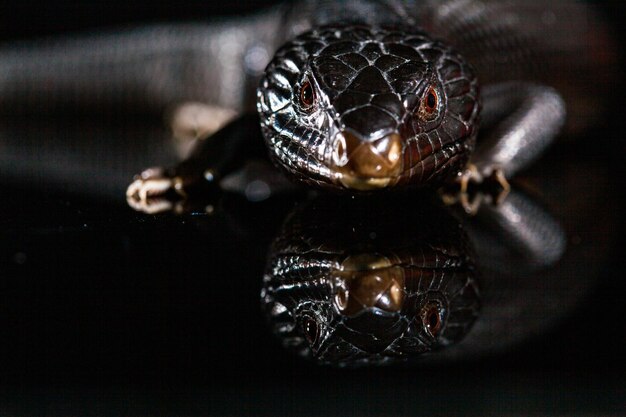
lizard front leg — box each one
[127,113,264,213]
[444,82,566,213]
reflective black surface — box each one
[0,129,624,415]
[1,1,625,415]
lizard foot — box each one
[440,164,510,215]
[126,167,219,215]
[126,167,188,214]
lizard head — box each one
[257,25,480,191]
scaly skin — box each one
[257,24,479,190]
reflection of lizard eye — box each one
[418,86,439,121]
[302,315,320,345]
[299,79,316,110]
[421,302,442,337]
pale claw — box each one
[489,167,511,205]
[125,168,186,214]
[441,164,511,215]
[126,192,173,214]
[458,164,483,195]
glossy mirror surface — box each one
[0,122,622,414]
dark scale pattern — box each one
[261,197,481,366]
[257,24,479,190]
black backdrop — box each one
[0,1,282,40]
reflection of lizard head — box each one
[261,195,480,366]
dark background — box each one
[1,0,624,42]
[0,1,282,40]
[0,1,624,415]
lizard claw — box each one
[458,164,482,195]
[489,167,511,205]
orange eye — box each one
[418,86,439,121]
[421,302,442,337]
[300,79,315,110]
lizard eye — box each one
[299,78,316,110]
[420,301,443,338]
[301,315,320,345]
[417,86,440,121]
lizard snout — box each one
[331,131,404,190]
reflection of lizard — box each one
[261,185,567,366]
[0,1,616,212]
